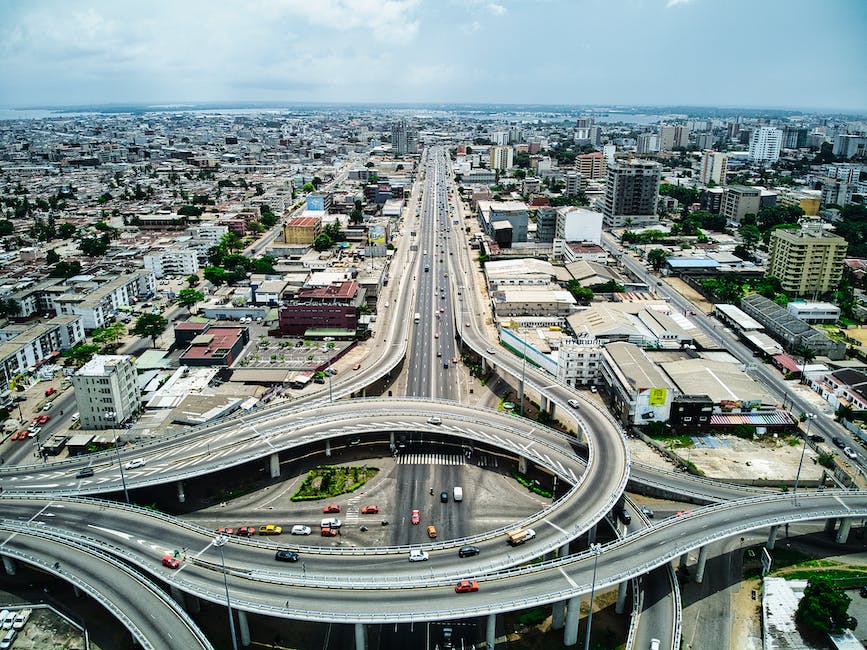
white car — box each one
[427,417,442,425]
[124,458,146,469]
[486,348,496,354]
[843,446,858,460]
[291,525,311,536]
[567,399,581,409]
[408,549,429,562]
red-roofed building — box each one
[176,324,249,367]
[278,281,361,336]
[283,216,322,245]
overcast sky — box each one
[1,0,865,111]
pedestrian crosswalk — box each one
[476,455,499,468]
[397,453,465,466]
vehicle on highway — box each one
[321,527,338,537]
[465,322,470,327]
[434,332,439,338]
[650,639,660,650]
[275,550,300,562]
[455,580,479,593]
[290,525,311,535]
[833,436,845,448]
[360,505,379,514]
[844,446,858,459]
[237,526,256,537]
[321,517,342,528]
[808,434,824,443]
[216,526,236,535]
[507,528,535,545]
[458,545,480,558]
[486,348,496,354]
[440,491,448,502]
[618,508,632,525]
[44,386,56,397]
[124,458,145,469]
[323,504,341,513]
[443,361,449,368]
[408,549,429,562]
[640,506,654,518]
[427,416,442,425]
[453,486,463,502]
[161,555,180,569]
[259,524,282,535]
[567,399,581,409]
[411,510,420,524]
[427,525,437,538]
[73,466,94,479]
[590,385,597,393]
[42,403,53,411]
[352,363,361,370]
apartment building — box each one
[54,273,157,331]
[720,185,761,223]
[489,145,514,171]
[72,354,141,430]
[602,159,661,228]
[0,315,85,383]
[699,150,728,185]
[143,248,199,278]
[767,224,847,296]
[577,152,607,179]
[283,216,322,245]
[748,126,783,164]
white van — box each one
[453,486,463,502]
[320,517,342,529]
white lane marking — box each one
[89,524,134,541]
[545,519,567,534]
[559,568,578,589]
[834,495,851,511]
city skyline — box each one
[1,0,866,112]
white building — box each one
[555,206,603,244]
[72,355,141,430]
[748,127,783,164]
[0,316,85,383]
[489,145,514,171]
[54,273,157,331]
[699,150,728,185]
[144,248,200,279]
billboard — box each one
[634,387,670,425]
[306,195,325,211]
[368,225,387,245]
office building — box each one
[564,171,587,196]
[602,159,662,228]
[720,186,761,223]
[767,224,848,296]
[748,127,783,164]
[637,133,660,154]
[283,216,322,245]
[699,150,728,185]
[391,119,418,155]
[143,248,200,279]
[489,145,514,171]
[577,152,607,179]
[535,207,557,243]
[659,124,690,151]
[72,355,141,430]
[833,134,867,159]
[555,206,603,244]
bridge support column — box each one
[269,452,280,479]
[486,613,496,649]
[1,557,15,576]
[187,594,200,614]
[836,518,852,544]
[73,586,81,598]
[518,455,527,474]
[587,524,597,545]
[825,518,838,535]
[237,609,251,647]
[551,600,566,630]
[176,480,185,503]
[563,596,581,646]
[678,552,688,569]
[355,622,367,650]
[615,581,628,614]
[170,586,186,609]
[325,439,331,457]
[389,431,395,447]
[548,399,556,418]
[559,543,570,558]
[766,525,779,550]
[695,545,709,583]
[517,380,525,411]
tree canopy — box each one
[177,288,205,311]
[132,312,168,347]
[796,576,856,635]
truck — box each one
[453,486,463,502]
[414,313,421,323]
[506,528,536,546]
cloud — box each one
[665,0,693,7]
[460,21,482,34]
[487,3,508,15]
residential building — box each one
[564,171,586,196]
[489,145,514,171]
[637,133,660,154]
[391,119,418,155]
[0,316,85,383]
[534,207,557,243]
[785,301,840,324]
[767,224,848,296]
[833,134,867,159]
[555,206,603,244]
[820,179,855,207]
[720,185,761,223]
[748,126,783,164]
[659,124,689,151]
[577,152,606,179]
[54,273,157,331]
[143,248,199,279]
[602,159,662,228]
[699,150,728,185]
[72,355,141,430]
[283,216,322,245]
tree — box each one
[647,248,669,271]
[64,343,100,367]
[794,345,816,366]
[177,204,203,217]
[49,260,82,279]
[177,288,205,312]
[0,220,13,236]
[314,233,333,251]
[45,249,61,265]
[0,297,20,318]
[566,280,594,304]
[203,266,230,285]
[302,182,315,193]
[186,274,199,287]
[219,232,243,253]
[132,312,168,348]
[79,234,111,257]
[251,255,276,274]
[91,322,126,347]
[350,199,363,225]
[796,576,856,634]
[57,222,77,239]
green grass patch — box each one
[651,434,693,448]
[511,471,553,499]
[291,465,379,501]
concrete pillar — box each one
[73,585,81,598]
[825,518,838,534]
[559,543,570,558]
[548,400,556,418]
[679,552,689,569]
[237,609,251,647]
[518,455,527,474]
[325,439,331,457]
[517,379,525,407]
[615,581,628,615]
[563,596,581,646]
[2,557,15,576]
[551,600,566,630]
[170,586,186,609]
[587,524,597,545]
[541,395,549,413]
[390,431,395,447]
[836,518,852,544]
[355,622,367,650]
[766,525,779,550]
[269,452,280,479]
[187,594,201,614]
[176,480,185,504]
[486,613,496,649]
[695,545,709,584]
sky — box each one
[0,0,865,112]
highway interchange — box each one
[0,146,866,649]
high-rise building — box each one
[391,119,418,155]
[820,180,855,207]
[658,125,690,151]
[699,150,728,185]
[696,133,716,150]
[767,224,848,296]
[577,151,607,179]
[603,159,662,228]
[748,127,783,164]
[783,127,808,149]
[564,171,587,196]
[833,134,867,159]
[72,355,141,430]
[489,145,514,171]
[637,133,660,154]
[720,186,761,223]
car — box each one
[436,350,442,357]
[353,363,361,371]
[236,526,257,537]
[617,508,631,525]
[844,446,858,459]
[408,549,429,562]
[0,630,16,649]
[75,467,94,479]
[675,510,692,517]
[216,527,236,536]
[860,585,867,598]
[427,525,437,539]
[590,386,597,393]
[321,527,338,537]
[37,415,50,424]
[44,386,56,397]
[486,348,496,354]
[455,580,479,593]
[161,555,180,569]
[439,307,445,313]
[42,403,53,411]
[443,361,449,368]
[323,504,341,513]
[259,524,283,535]
[465,322,470,328]
[440,491,449,503]
[71,412,80,421]
[427,416,442,425]
[434,332,439,338]
[568,399,581,409]
[411,510,420,524]
[360,505,379,514]
[11,610,28,630]
[275,550,300,562]
[124,458,145,469]
[650,639,661,650]
[833,436,846,448]
[452,357,459,364]
[640,506,655,518]
[291,525,311,535]
[10,431,27,441]
[458,545,481,558]
[809,434,824,443]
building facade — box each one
[699,150,728,185]
[767,225,848,296]
[143,248,199,279]
[720,186,761,223]
[72,355,141,430]
[602,159,662,228]
[748,127,783,164]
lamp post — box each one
[109,410,129,503]
[584,543,602,650]
[213,535,239,650]
[793,412,815,504]
[519,338,527,418]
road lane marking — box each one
[833,495,851,511]
[559,568,578,589]
[545,519,567,534]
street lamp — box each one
[519,338,527,418]
[584,543,602,650]
[213,535,239,650]
[793,412,815,504]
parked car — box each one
[290,525,311,536]
[216,527,236,536]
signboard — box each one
[648,388,667,406]
[306,195,325,211]
[634,387,671,425]
[368,225,387,245]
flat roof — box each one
[660,358,774,405]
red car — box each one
[236,526,256,537]
[161,555,180,569]
[361,505,379,514]
[37,415,50,424]
[321,527,338,537]
[323,504,341,514]
[411,510,420,525]
[11,431,28,441]
[455,580,479,593]
[216,527,236,536]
